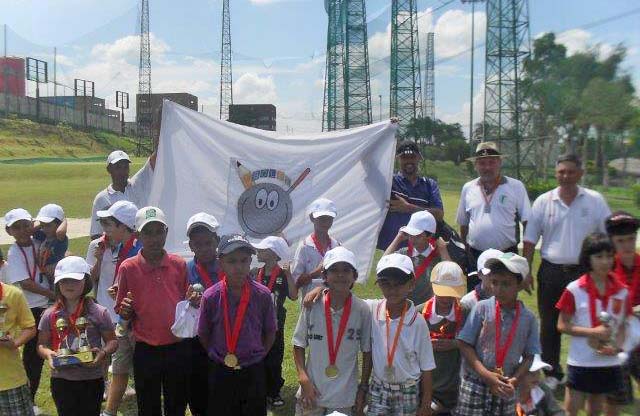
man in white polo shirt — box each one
[89,150,156,239]
[523,153,610,389]
[456,141,531,289]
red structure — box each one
[0,57,26,97]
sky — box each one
[1,0,639,135]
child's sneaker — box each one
[271,395,284,407]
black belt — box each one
[541,259,583,274]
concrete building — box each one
[228,104,276,131]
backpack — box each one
[435,221,469,273]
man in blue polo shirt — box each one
[377,140,444,250]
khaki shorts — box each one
[111,330,135,375]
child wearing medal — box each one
[198,234,277,416]
[37,256,117,416]
[384,210,450,305]
[417,261,467,413]
[367,253,435,416]
[460,248,502,314]
[292,246,371,416]
[556,233,631,416]
[252,235,297,408]
[455,252,540,416]
[4,208,55,408]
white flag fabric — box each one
[148,101,398,282]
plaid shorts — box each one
[0,384,35,416]
[454,375,515,416]
[367,377,420,416]
[607,350,640,405]
[294,402,353,416]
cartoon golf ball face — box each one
[236,161,310,238]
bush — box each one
[527,180,556,201]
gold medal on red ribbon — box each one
[384,365,396,381]
[224,353,239,368]
[385,301,408,382]
[325,364,339,379]
[221,275,251,370]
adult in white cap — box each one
[523,153,611,390]
[292,197,341,298]
[88,200,141,416]
[252,235,297,407]
[377,140,444,251]
[4,208,53,406]
[384,210,451,305]
[114,206,192,415]
[456,141,531,274]
[460,248,503,313]
[89,148,157,239]
[515,355,563,416]
[36,256,118,416]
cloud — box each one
[234,73,278,104]
[90,33,170,64]
[439,85,484,137]
[553,29,616,58]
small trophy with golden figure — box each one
[0,302,9,339]
[52,317,95,367]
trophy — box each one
[192,283,205,294]
[0,302,8,338]
[588,311,620,355]
[52,317,94,367]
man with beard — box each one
[377,141,444,250]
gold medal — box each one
[223,353,238,368]
[384,365,395,381]
[494,367,504,376]
[325,364,339,379]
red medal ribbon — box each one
[50,298,85,351]
[495,300,520,372]
[324,291,352,367]
[613,254,640,307]
[311,233,332,257]
[196,261,214,289]
[257,265,282,292]
[407,239,438,280]
[386,301,408,367]
[422,298,462,339]
[585,273,614,327]
[114,235,137,285]
[18,244,38,281]
[0,282,3,301]
[221,275,251,357]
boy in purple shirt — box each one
[198,234,277,416]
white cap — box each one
[4,208,32,227]
[253,236,290,263]
[430,261,466,299]
[376,253,414,276]
[35,204,65,224]
[400,210,436,236]
[97,200,138,230]
[486,252,530,280]
[469,248,504,277]
[308,198,337,219]
[107,150,131,165]
[520,354,552,372]
[54,256,91,284]
[186,212,220,236]
[135,206,168,232]
[323,246,357,270]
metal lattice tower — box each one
[137,0,152,152]
[219,0,232,121]
[322,0,346,131]
[390,0,422,127]
[344,0,372,128]
[423,32,435,122]
[483,0,532,179]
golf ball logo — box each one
[235,161,310,238]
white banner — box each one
[148,101,398,282]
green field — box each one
[0,157,637,415]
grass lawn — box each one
[0,158,637,415]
